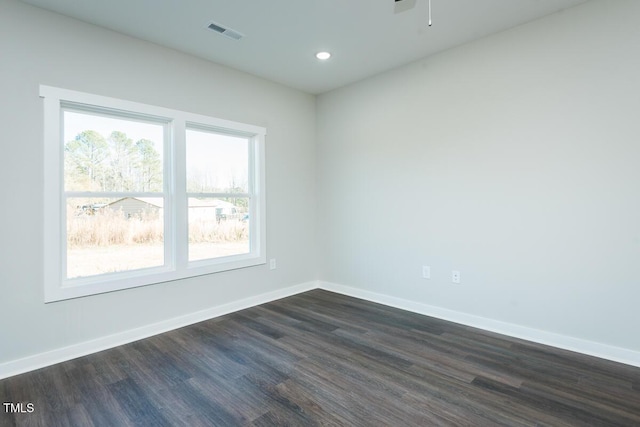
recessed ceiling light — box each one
[316,52,331,60]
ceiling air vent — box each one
[206,21,244,41]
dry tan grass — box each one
[66,207,250,278]
[188,218,248,243]
[67,207,248,248]
[67,208,162,247]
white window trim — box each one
[41,85,266,302]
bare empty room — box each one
[1,0,639,425]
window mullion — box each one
[173,118,188,271]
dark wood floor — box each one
[2,290,640,426]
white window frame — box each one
[41,85,266,302]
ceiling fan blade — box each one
[394,0,417,14]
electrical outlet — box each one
[452,270,460,284]
[269,259,277,270]
[422,266,431,279]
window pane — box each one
[66,197,164,278]
[64,111,164,192]
[186,129,249,193]
[188,197,249,262]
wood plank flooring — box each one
[1,289,639,426]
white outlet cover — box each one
[269,259,276,270]
[422,266,431,279]
[452,270,461,284]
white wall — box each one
[317,0,640,353]
[0,0,316,365]
[2,0,639,371]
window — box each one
[42,86,266,302]
[186,127,251,262]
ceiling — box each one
[20,0,589,94]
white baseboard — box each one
[0,281,317,380]
[318,281,640,368]
[3,279,638,380]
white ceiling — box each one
[20,0,589,94]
